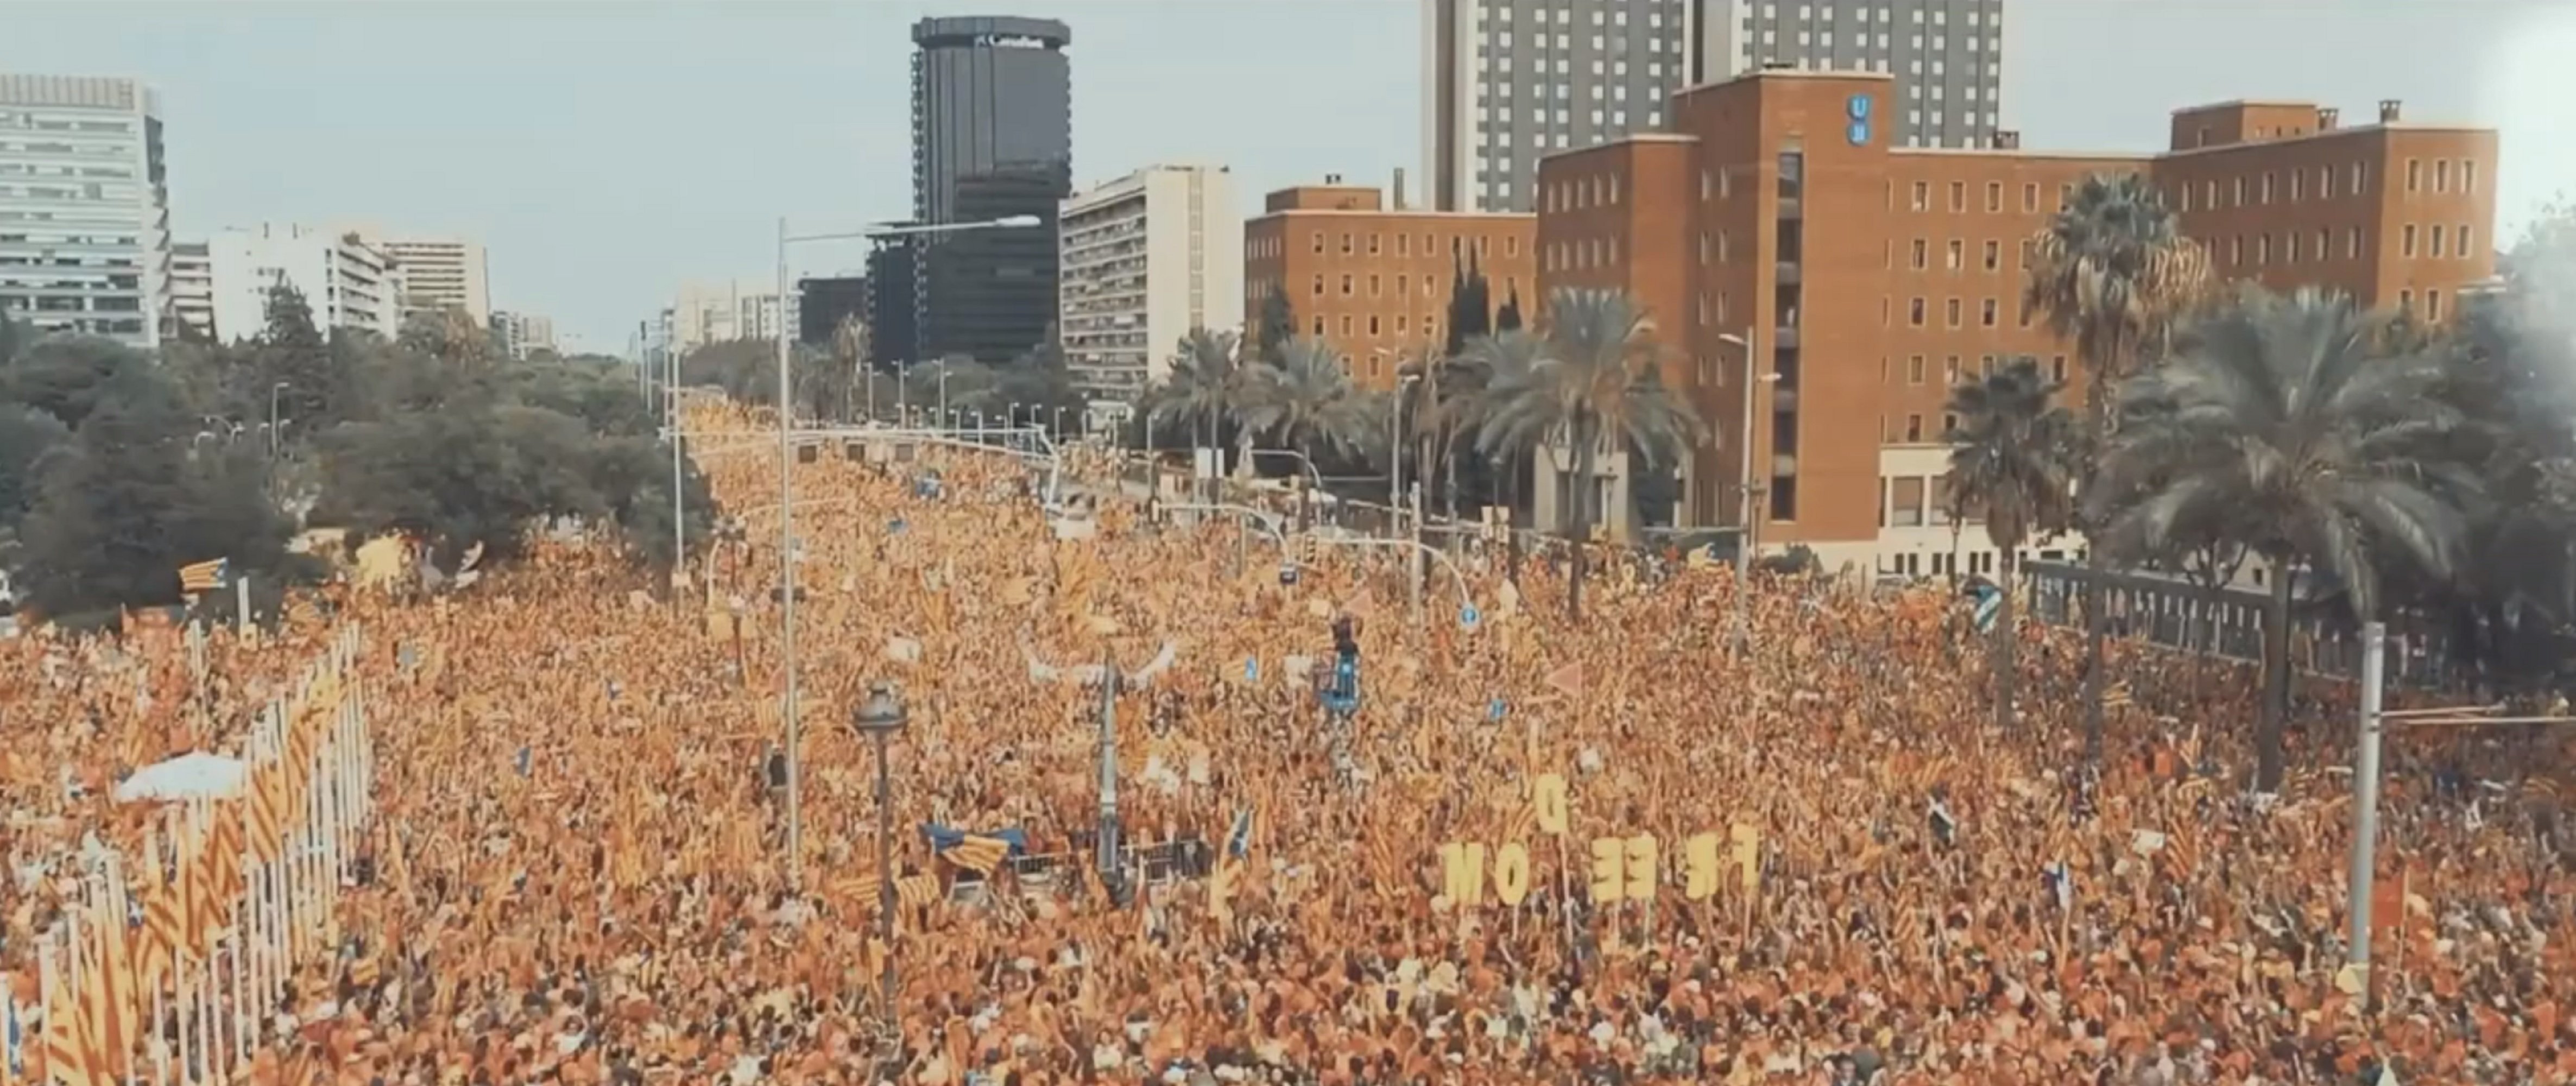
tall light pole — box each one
[669,340,685,588]
[1716,329,1778,655]
[774,212,1039,890]
[850,683,908,1023]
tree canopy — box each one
[0,307,713,620]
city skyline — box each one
[8,0,2573,351]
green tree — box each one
[2093,288,2471,791]
[258,283,340,429]
[16,364,293,616]
[1147,329,1255,479]
[1472,288,1702,619]
[2025,171,2211,763]
[1444,254,1492,357]
[0,335,156,431]
[1255,287,1296,364]
[0,405,72,527]
[1495,286,1524,333]
[1236,337,1375,464]
[1944,357,2079,731]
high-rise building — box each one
[489,310,556,359]
[911,16,1073,364]
[670,279,793,353]
[0,73,171,348]
[1241,177,1535,393]
[1422,0,2002,213]
[346,230,490,325]
[1531,70,2496,565]
[864,242,921,370]
[169,239,213,340]
[207,224,401,343]
[1059,164,1242,399]
[796,274,869,349]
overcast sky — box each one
[9,0,2574,352]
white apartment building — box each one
[1422,0,2004,212]
[489,310,556,360]
[1057,163,1240,399]
[207,223,401,343]
[349,231,489,325]
[0,73,172,348]
[168,239,212,339]
[670,279,792,353]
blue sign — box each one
[1244,657,1259,682]
[1459,604,1481,629]
[1488,697,1508,721]
[1846,93,1871,121]
[1847,120,1872,147]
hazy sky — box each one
[10,0,2575,352]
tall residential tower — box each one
[1058,164,1240,399]
[1423,0,2003,212]
[0,73,172,347]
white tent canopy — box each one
[113,751,247,804]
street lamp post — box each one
[850,682,909,1020]
[1716,329,1779,656]
[774,212,1039,891]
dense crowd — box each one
[7,403,2574,1084]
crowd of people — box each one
[6,403,2574,1084]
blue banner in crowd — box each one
[918,823,1029,856]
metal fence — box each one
[2021,561,2485,691]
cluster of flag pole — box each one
[2,625,374,1086]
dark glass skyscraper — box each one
[909,16,1071,364]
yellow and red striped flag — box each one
[937,835,1011,877]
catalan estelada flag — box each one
[937,835,1011,877]
[894,874,942,912]
[176,558,229,594]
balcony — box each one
[1774,261,1800,286]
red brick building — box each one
[1241,178,1536,392]
[1532,69,2497,574]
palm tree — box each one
[1945,358,2080,732]
[1457,330,1544,578]
[1238,337,1373,462]
[1473,288,1703,619]
[1147,329,1255,492]
[2025,171,2212,765]
[2093,287,2472,791]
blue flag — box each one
[1226,807,1257,857]
[515,746,532,777]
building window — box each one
[1944,298,1962,327]
[1340,314,1354,335]
[1369,274,1382,297]
[1341,233,1354,255]
[2402,224,2417,258]
[2256,234,2270,264]
[2459,223,2474,258]
[2050,356,2066,382]
[2398,289,2412,315]
[2430,224,2446,258]
[2350,162,2367,195]
[2289,170,2304,201]
[1980,298,1998,327]
[1910,238,1927,269]
[1311,231,1324,254]
[2320,166,2335,199]
[2285,232,2300,264]
[1944,239,1962,271]
[2259,172,2274,204]
[2228,236,2242,264]
[2427,289,2443,321]
[1341,274,1354,295]
[1911,181,1929,211]
[1368,233,1382,255]
[2231,177,2245,206]
[1905,414,1923,442]
[2405,159,2421,192]
[1981,239,1999,272]
[2021,182,2037,212]
[1908,355,1925,384]
[1505,236,1518,257]
[1312,315,1325,335]
[2019,238,2035,268]
[1948,181,1965,212]
[2345,228,2360,260]
[1985,181,2002,212]
[1909,297,1927,325]
[2463,161,2478,193]
[1396,314,1409,333]
[1397,233,1410,256]
[1369,315,1382,335]
[1311,275,1324,296]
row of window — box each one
[1305,312,1443,342]
[1302,271,1497,300]
[1905,178,2063,214]
[1899,236,2023,274]
[1892,352,2069,388]
[1286,229,1516,260]
[1545,236,1622,273]
[1473,3,1665,29]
